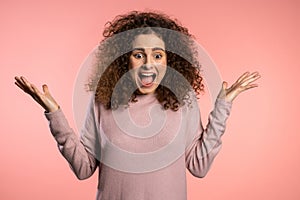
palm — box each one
[14,76,59,112]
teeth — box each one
[141,73,154,77]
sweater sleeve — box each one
[44,107,99,180]
[185,98,232,178]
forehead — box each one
[132,34,165,50]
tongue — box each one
[141,76,154,86]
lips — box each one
[138,72,157,87]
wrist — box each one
[45,105,60,113]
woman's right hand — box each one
[14,76,60,113]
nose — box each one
[142,64,153,70]
[142,54,154,70]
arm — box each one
[45,108,99,180]
[185,98,232,178]
[185,71,260,177]
[14,76,99,180]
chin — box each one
[137,84,159,94]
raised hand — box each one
[14,76,60,112]
[218,71,261,103]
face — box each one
[129,33,167,94]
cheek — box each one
[129,60,144,70]
[157,57,167,65]
[158,59,167,74]
[157,66,167,78]
[129,58,137,69]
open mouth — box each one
[138,72,157,87]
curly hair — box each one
[87,10,204,111]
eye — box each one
[133,53,144,59]
[154,53,163,59]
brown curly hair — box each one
[87,10,204,111]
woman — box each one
[14,11,260,200]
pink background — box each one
[1,0,299,199]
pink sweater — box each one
[45,94,232,200]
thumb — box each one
[42,84,50,94]
[222,81,228,90]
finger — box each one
[20,76,34,92]
[236,71,250,83]
[15,76,26,88]
[241,72,260,83]
[241,74,261,86]
[14,81,26,92]
[20,76,28,85]
[16,76,35,94]
[226,81,240,93]
[231,72,251,90]
[238,83,259,91]
[15,76,22,82]
[30,84,46,103]
[14,76,22,82]
[31,84,43,96]
[227,77,242,90]
[250,71,260,76]
[243,84,259,91]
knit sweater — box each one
[45,93,232,200]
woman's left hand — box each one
[218,71,261,103]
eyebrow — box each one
[132,47,165,51]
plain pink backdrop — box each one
[1,0,299,199]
